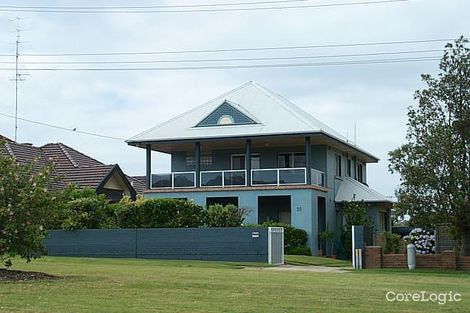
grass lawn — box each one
[1,256,469,313]
[285,255,352,267]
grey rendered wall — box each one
[45,228,269,263]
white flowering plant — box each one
[404,228,436,254]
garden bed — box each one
[0,269,58,282]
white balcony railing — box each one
[151,172,196,189]
[200,169,247,188]
[311,168,326,187]
[150,168,325,189]
[251,168,306,186]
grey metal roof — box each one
[127,82,378,161]
[335,177,393,203]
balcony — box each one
[200,170,247,187]
[251,168,307,186]
[151,167,326,189]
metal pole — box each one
[305,136,311,184]
[145,144,151,189]
[195,142,201,188]
[245,139,251,186]
[14,19,20,142]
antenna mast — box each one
[354,122,357,146]
[13,17,26,142]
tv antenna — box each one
[11,17,27,142]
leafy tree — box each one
[339,201,373,259]
[0,143,51,268]
[389,37,470,255]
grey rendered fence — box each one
[45,227,284,264]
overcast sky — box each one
[0,0,468,196]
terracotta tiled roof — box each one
[128,176,146,194]
[61,164,116,188]
[0,136,139,195]
[41,143,103,170]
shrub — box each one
[404,228,436,254]
[288,245,312,255]
[205,204,244,227]
[382,232,403,254]
[118,198,205,228]
[258,221,310,255]
[47,187,115,230]
[0,148,51,268]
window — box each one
[380,211,387,231]
[335,154,342,177]
[231,154,260,170]
[357,163,364,182]
[278,152,306,168]
[217,115,234,125]
[347,159,352,177]
[206,197,238,207]
[186,154,212,167]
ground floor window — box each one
[258,196,291,224]
[206,197,239,207]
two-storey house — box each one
[127,82,392,255]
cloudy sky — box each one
[0,0,468,196]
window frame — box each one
[335,154,342,177]
[277,152,306,168]
[231,153,260,170]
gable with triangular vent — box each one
[195,100,257,127]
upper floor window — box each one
[196,101,257,127]
[347,158,352,177]
[278,152,305,168]
[217,115,234,125]
[335,154,342,177]
[231,154,260,170]
[186,154,212,167]
[357,163,364,182]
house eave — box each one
[126,130,379,163]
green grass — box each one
[1,256,469,313]
[285,255,352,267]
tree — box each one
[339,201,373,259]
[0,142,52,268]
[389,37,470,255]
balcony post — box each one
[245,139,251,186]
[195,142,201,188]
[305,136,312,184]
[146,144,151,189]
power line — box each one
[1,38,452,57]
[0,49,444,65]
[0,0,312,10]
[0,111,125,141]
[0,56,442,71]
[0,0,411,13]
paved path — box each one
[246,264,350,273]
